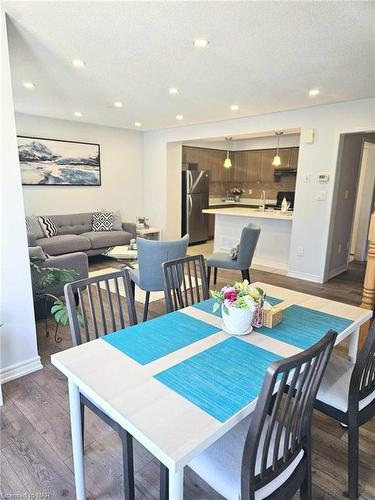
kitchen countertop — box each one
[209,197,276,207]
[203,207,293,220]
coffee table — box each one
[103,245,138,269]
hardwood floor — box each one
[1,255,374,500]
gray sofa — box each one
[27,212,136,257]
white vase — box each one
[222,304,254,335]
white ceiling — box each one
[5,1,375,131]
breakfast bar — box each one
[202,207,293,271]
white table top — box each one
[203,207,293,220]
[51,282,371,473]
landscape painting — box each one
[18,136,101,186]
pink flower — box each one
[224,290,238,303]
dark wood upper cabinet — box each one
[260,149,276,181]
[182,145,298,183]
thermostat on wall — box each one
[318,174,329,183]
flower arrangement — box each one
[229,187,243,196]
[210,280,266,315]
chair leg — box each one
[207,266,211,287]
[143,291,150,322]
[300,456,312,500]
[120,428,135,500]
[241,269,250,282]
[348,420,359,500]
[80,400,85,451]
[160,463,169,500]
[213,267,218,285]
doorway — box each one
[325,132,375,282]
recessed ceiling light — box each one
[113,101,123,108]
[72,59,86,68]
[23,82,35,89]
[230,104,239,111]
[169,88,179,95]
[193,39,209,48]
[176,114,184,121]
[74,111,82,117]
[134,122,142,127]
[309,89,319,97]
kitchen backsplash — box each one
[209,177,296,200]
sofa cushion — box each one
[92,212,113,232]
[37,234,91,256]
[81,231,131,249]
[48,213,93,235]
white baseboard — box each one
[0,356,43,384]
[287,270,323,283]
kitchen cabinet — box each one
[182,146,200,165]
[182,146,232,182]
[289,147,299,168]
[234,150,261,182]
[260,149,276,182]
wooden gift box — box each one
[263,306,283,328]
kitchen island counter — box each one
[203,207,293,272]
[203,207,293,221]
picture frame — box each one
[17,135,101,186]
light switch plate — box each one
[303,174,311,183]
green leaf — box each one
[212,302,220,313]
[223,305,229,315]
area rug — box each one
[89,267,202,305]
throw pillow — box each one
[25,215,44,239]
[39,216,58,238]
[230,244,239,260]
[100,209,122,230]
[92,212,113,232]
[28,245,48,262]
[112,210,122,231]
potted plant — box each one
[136,216,149,228]
[211,280,266,335]
[229,187,243,202]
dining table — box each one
[51,282,372,500]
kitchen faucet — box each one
[259,190,266,211]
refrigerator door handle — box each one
[188,195,193,216]
[187,171,193,193]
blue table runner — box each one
[102,311,220,365]
[155,337,282,422]
[257,304,353,350]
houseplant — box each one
[229,187,243,202]
[30,257,81,339]
[211,280,266,334]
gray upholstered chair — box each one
[207,223,260,286]
[129,234,189,321]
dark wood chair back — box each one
[241,330,337,499]
[64,269,137,346]
[163,254,209,312]
[350,320,375,410]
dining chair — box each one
[162,254,209,312]
[64,269,137,500]
[314,320,375,500]
[207,223,260,286]
[187,330,337,500]
[129,234,189,321]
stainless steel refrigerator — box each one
[181,170,209,244]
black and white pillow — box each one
[92,212,113,232]
[38,216,58,238]
[230,243,239,260]
[25,215,44,238]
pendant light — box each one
[272,131,283,167]
[224,137,232,168]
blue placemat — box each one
[257,305,353,350]
[192,296,283,318]
[102,311,220,365]
[155,337,282,422]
